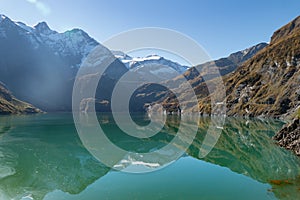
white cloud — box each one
[26,0,51,16]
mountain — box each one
[0,14,98,67]
[224,15,300,118]
[130,42,267,112]
[113,51,189,79]
[1,14,298,116]
[0,81,41,114]
[141,16,300,118]
[0,14,128,111]
[0,14,191,112]
[184,42,268,81]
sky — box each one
[1,0,300,61]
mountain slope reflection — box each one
[0,115,110,200]
[84,113,299,182]
[0,114,299,199]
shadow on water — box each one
[0,114,299,199]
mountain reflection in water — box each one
[0,114,299,200]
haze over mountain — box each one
[0,14,127,111]
[0,14,194,113]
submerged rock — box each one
[273,118,300,156]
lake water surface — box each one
[0,114,299,200]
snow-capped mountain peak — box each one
[0,15,128,111]
[132,55,162,61]
[0,15,99,67]
[113,51,189,79]
[114,51,188,71]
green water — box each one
[0,114,299,200]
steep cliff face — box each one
[273,118,300,156]
[0,82,41,114]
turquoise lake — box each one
[0,114,299,200]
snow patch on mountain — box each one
[0,14,6,23]
[113,51,189,75]
[112,51,190,80]
[112,51,133,69]
[16,22,34,32]
[229,42,268,63]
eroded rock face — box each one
[273,118,300,155]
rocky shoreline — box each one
[273,118,300,156]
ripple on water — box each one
[0,148,18,179]
[0,166,15,179]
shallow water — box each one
[0,114,299,200]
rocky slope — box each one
[142,16,300,118]
[273,118,300,156]
[0,81,41,114]
[224,15,300,118]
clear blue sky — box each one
[1,0,300,60]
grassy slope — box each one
[224,28,300,117]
